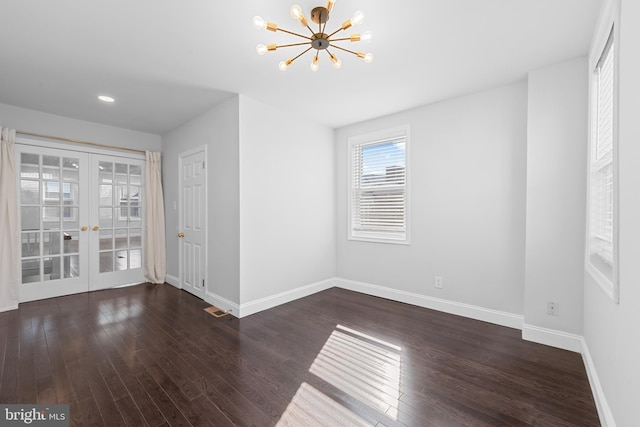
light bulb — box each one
[279,59,293,71]
[326,0,337,12]
[311,56,319,72]
[330,54,342,69]
[361,31,373,42]
[290,4,303,20]
[253,16,266,29]
[364,52,374,63]
[256,44,267,55]
[352,10,364,25]
[289,4,308,26]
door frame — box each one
[15,137,146,302]
[178,145,208,299]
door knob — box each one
[81,226,88,231]
[93,226,99,231]
[178,232,185,238]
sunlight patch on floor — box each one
[277,324,403,425]
[276,382,372,427]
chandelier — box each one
[253,1,373,71]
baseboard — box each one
[581,339,616,427]
[165,274,180,289]
[238,278,337,318]
[335,278,523,330]
[0,304,18,313]
[521,323,583,352]
[204,291,240,317]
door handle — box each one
[178,232,185,238]
[92,226,99,231]
[81,226,88,231]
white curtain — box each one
[0,128,19,312]
[144,151,166,284]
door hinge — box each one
[202,160,205,169]
[202,279,205,288]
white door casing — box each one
[178,147,207,299]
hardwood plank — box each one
[68,399,84,427]
[135,370,191,427]
[36,374,57,404]
[76,395,106,427]
[83,363,127,427]
[191,394,236,427]
[18,357,37,403]
[135,349,207,426]
[97,359,128,401]
[115,395,148,427]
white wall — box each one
[238,95,335,305]
[335,83,528,316]
[583,1,640,426]
[524,57,588,338]
[162,94,335,314]
[0,102,161,151]
[162,96,241,304]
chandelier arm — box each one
[276,41,313,49]
[329,44,360,56]
[328,37,352,42]
[326,27,345,39]
[306,24,316,35]
[291,46,314,62]
[276,28,312,40]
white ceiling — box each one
[0,0,602,134]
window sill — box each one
[586,262,618,303]
[348,234,410,245]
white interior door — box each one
[179,148,207,299]
[17,144,145,302]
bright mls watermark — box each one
[1,405,69,426]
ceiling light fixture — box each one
[253,1,373,72]
[98,95,115,103]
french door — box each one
[17,145,144,302]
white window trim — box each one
[347,125,410,245]
[585,0,620,303]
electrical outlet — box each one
[547,301,559,316]
[434,276,443,289]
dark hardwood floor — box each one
[0,284,600,426]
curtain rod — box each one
[16,130,157,155]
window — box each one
[348,125,409,244]
[587,26,618,302]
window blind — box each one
[351,136,407,240]
[588,29,615,280]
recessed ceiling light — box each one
[98,95,115,103]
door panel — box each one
[18,147,90,302]
[90,155,144,290]
[179,149,206,299]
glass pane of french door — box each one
[18,147,89,302]
[91,155,144,290]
